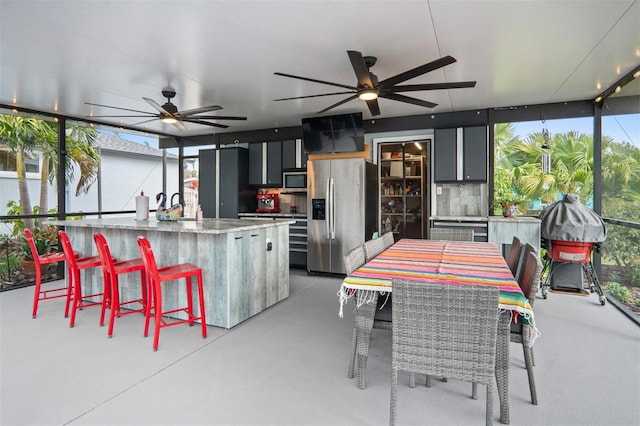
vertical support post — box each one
[593,102,603,279]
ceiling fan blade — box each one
[366,98,381,116]
[274,72,357,91]
[181,118,229,129]
[381,93,438,109]
[130,118,161,126]
[179,105,223,117]
[143,97,170,114]
[172,121,188,131]
[379,55,457,87]
[318,94,359,114]
[347,50,374,88]
[386,81,477,93]
[274,91,355,101]
[85,102,155,115]
[87,114,156,118]
[189,115,247,120]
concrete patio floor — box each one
[1,268,639,425]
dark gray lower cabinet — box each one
[199,147,257,218]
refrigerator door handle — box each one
[329,177,336,239]
[326,177,331,239]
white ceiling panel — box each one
[1,0,638,137]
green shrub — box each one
[606,282,631,303]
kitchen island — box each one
[47,217,294,328]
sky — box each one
[510,115,640,147]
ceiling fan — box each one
[85,87,247,130]
[274,50,476,116]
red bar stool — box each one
[58,230,106,328]
[93,233,147,337]
[26,228,73,319]
[136,236,207,351]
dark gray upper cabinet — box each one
[434,128,457,182]
[463,126,487,181]
[249,142,280,187]
[282,140,297,170]
[250,141,300,187]
[248,143,263,186]
[266,141,282,186]
[434,126,487,182]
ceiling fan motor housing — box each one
[162,102,178,114]
[162,88,177,100]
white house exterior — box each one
[0,133,179,221]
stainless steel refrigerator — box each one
[307,158,378,274]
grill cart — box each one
[539,194,607,305]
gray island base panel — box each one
[47,218,294,329]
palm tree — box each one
[601,138,640,206]
[0,114,100,228]
[508,131,595,204]
[37,123,100,212]
[0,115,44,230]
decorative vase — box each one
[501,203,518,218]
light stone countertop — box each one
[430,216,489,222]
[487,216,541,223]
[46,217,295,234]
[431,215,541,223]
[238,213,307,219]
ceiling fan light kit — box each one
[85,87,247,131]
[358,90,378,101]
[274,50,477,116]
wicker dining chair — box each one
[510,243,542,405]
[390,279,499,426]
[429,228,475,242]
[343,245,366,379]
[506,236,524,279]
[343,243,392,386]
[364,237,387,261]
[381,231,395,249]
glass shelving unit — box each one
[378,142,427,239]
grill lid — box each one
[539,193,607,242]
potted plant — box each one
[493,169,528,217]
[496,196,527,217]
[16,226,59,276]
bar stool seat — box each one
[93,233,147,337]
[27,228,76,319]
[59,230,108,328]
[136,236,207,351]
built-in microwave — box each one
[282,170,307,192]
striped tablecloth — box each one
[340,238,535,327]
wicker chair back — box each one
[390,279,499,425]
[429,228,475,242]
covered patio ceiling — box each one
[1,1,639,137]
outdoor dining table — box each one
[338,238,538,425]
